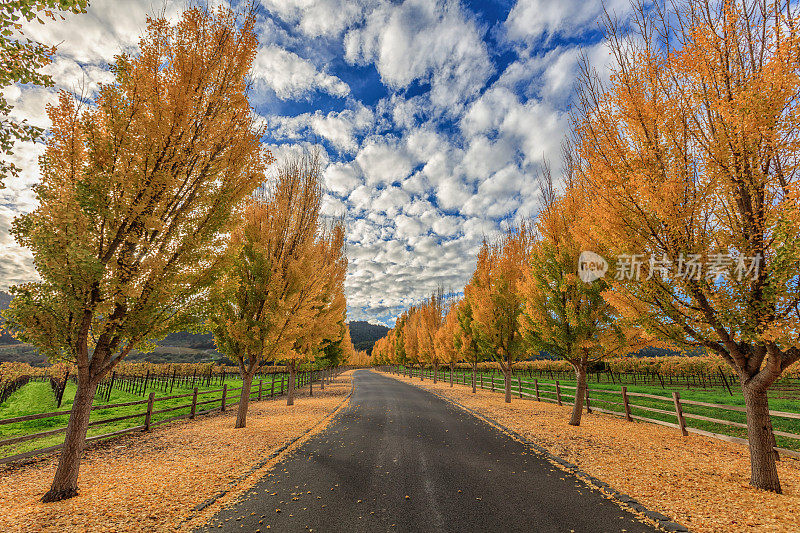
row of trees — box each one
[376,0,800,494]
[1,6,354,502]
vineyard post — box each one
[170,369,176,394]
[672,391,688,436]
[190,388,198,419]
[221,384,227,412]
[534,379,540,401]
[556,381,562,406]
[107,372,116,402]
[258,380,263,401]
[719,368,733,396]
[144,392,155,432]
[621,386,632,421]
[143,370,150,394]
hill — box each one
[347,321,389,355]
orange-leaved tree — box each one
[434,297,460,386]
[576,0,800,492]
[2,6,266,501]
[468,227,533,403]
[521,163,651,425]
[417,288,445,383]
[454,297,484,393]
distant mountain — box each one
[348,321,389,355]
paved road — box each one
[206,370,659,532]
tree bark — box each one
[235,372,254,429]
[471,362,477,393]
[420,365,424,381]
[433,363,438,384]
[42,373,99,502]
[742,382,782,493]
[570,362,587,426]
[450,363,454,387]
[287,362,296,406]
[503,367,512,403]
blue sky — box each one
[0,0,631,326]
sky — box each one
[0,0,632,327]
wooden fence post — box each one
[271,373,276,397]
[585,387,592,413]
[190,388,198,419]
[491,373,495,392]
[672,391,688,436]
[309,375,313,397]
[144,392,155,431]
[221,384,228,412]
[258,380,263,401]
[556,381,562,406]
[480,372,483,389]
[517,376,522,398]
[534,379,540,401]
[621,386,632,421]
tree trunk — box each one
[42,373,99,502]
[433,363,438,384]
[235,372,253,429]
[742,382,782,493]
[471,362,477,393]
[287,362,296,406]
[450,363,454,387]
[570,363,587,426]
[420,365,424,381]
[503,368,512,403]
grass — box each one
[0,372,302,460]
[407,367,800,451]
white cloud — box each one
[259,0,376,38]
[252,45,350,99]
[344,0,493,114]
[355,139,414,186]
[504,0,631,41]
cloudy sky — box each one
[1,0,630,326]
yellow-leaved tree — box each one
[576,0,800,492]
[468,227,533,403]
[2,6,267,501]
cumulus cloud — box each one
[344,0,493,114]
[252,45,350,99]
[504,0,631,41]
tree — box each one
[2,6,266,501]
[576,0,800,492]
[456,283,485,394]
[0,0,87,186]
[207,154,343,427]
[468,228,532,403]
[434,298,460,386]
[521,163,650,425]
[417,289,445,383]
[403,307,424,380]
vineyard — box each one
[0,362,338,463]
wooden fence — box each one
[384,366,800,460]
[0,367,341,465]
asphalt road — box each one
[206,370,660,533]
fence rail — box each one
[385,366,800,460]
[0,367,342,465]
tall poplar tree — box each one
[2,6,266,501]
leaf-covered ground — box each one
[0,372,352,532]
[382,371,800,533]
